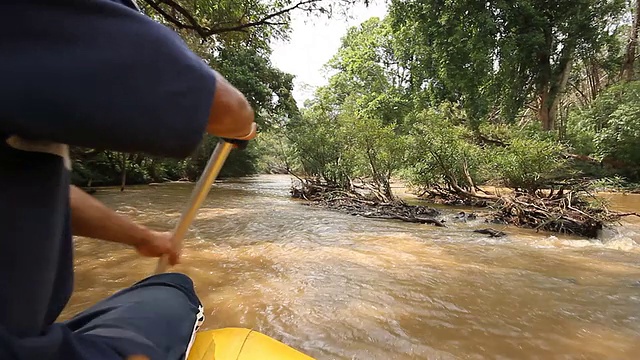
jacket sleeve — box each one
[0,0,215,158]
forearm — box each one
[70,185,151,247]
[207,71,256,140]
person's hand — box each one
[134,230,179,265]
[207,72,257,140]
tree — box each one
[405,105,489,197]
[389,0,626,130]
[389,0,496,126]
[288,91,353,186]
[621,0,640,81]
[567,80,640,180]
[288,17,409,200]
[139,0,368,42]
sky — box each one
[270,0,388,106]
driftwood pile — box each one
[292,180,445,227]
[293,179,639,238]
[488,192,633,238]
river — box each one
[60,175,640,359]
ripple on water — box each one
[63,176,640,359]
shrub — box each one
[492,137,568,191]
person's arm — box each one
[209,72,257,140]
[70,185,179,265]
[0,1,254,158]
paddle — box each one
[154,138,248,274]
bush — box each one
[405,107,488,191]
[287,104,354,186]
[183,136,259,180]
[405,109,569,193]
[491,137,568,191]
[593,103,640,178]
[566,81,640,180]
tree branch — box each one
[204,0,321,36]
[144,0,207,37]
[143,0,323,38]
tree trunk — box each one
[622,0,640,81]
[380,178,394,203]
[537,27,554,131]
[120,153,127,192]
[549,57,573,126]
[538,56,574,131]
[538,87,554,131]
[587,60,601,101]
[462,157,477,195]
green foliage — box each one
[344,116,407,198]
[405,106,487,191]
[567,80,640,179]
[287,18,410,199]
[401,106,569,193]
[594,102,640,166]
[182,137,259,180]
[253,129,299,174]
[289,96,407,198]
[389,0,496,124]
[389,0,626,127]
[71,150,176,186]
[492,138,568,191]
[477,123,570,190]
[75,0,639,193]
[288,95,353,187]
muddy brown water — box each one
[59,175,640,359]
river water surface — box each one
[60,175,640,359]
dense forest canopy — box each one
[74,0,640,197]
[284,0,640,198]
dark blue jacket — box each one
[0,0,215,358]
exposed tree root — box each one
[293,179,636,238]
[414,185,492,207]
[489,194,640,238]
[291,179,445,227]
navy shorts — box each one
[64,273,204,360]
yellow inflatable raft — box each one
[187,328,314,360]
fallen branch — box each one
[474,228,507,237]
[362,213,446,227]
[614,212,640,218]
[292,179,444,227]
[294,179,624,238]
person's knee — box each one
[136,273,199,303]
[143,272,194,288]
[66,273,202,360]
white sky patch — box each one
[270,0,388,106]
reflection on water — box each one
[61,175,640,359]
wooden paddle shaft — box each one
[154,140,235,274]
